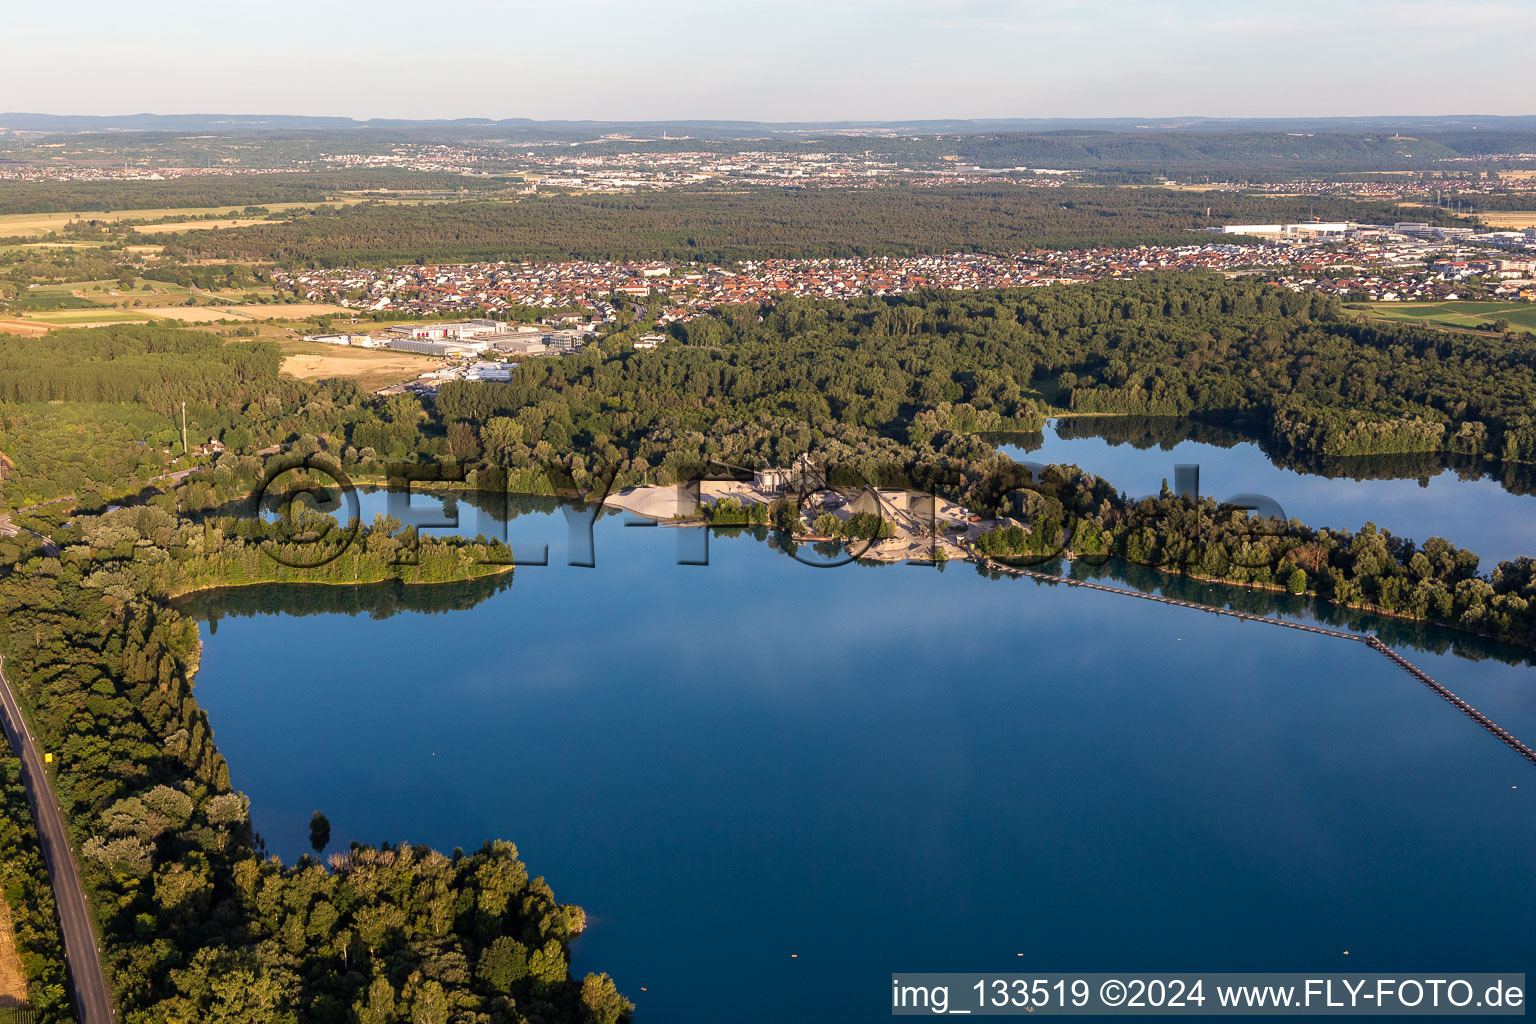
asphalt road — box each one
[0,655,114,1023]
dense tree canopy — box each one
[431,276,1536,477]
[158,186,1449,267]
[0,326,282,413]
[0,757,71,1021]
[0,506,624,1023]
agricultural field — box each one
[2,276,351,330]
[132,217,287,234]
[0,199,370,238]
[0,240,170,255]
[66,277,286,306]
[11,284,104,310]
[0,240,110,253]
[1471,211,1536,229]
[1355,300,1536,334]
[278,338,442,391]
[142,302,350,321]
[0,318,49,336]
[13,310,156,327]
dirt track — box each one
[0,898,26,1008]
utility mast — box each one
[181,401,189,459]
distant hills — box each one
[4,113,1534,177]
[4,112,1536,138]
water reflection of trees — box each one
[976,555,1535,668]
[172,573,514,627]
[185,482,1536,668]
[370,489,587,526]
[991,417,1536,497]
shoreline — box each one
[160,561,515,601]
[601,481,1536,655]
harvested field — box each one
[137,303,350,322]
[279,340,442,391]
[133,217,283,234]
[1473,211,1536,229]
[0,199,366,238]
[12,311,152,326]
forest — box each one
[0,477,627,1022]
[431,275,1536,469]
[8,275,1536,518]
[0,757,70,1022]
[156,186,1457,267]
[0,327,282,412]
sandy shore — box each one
[604,482,980,562]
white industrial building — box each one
[1222,222,1354,238]
[387,319,508,342]
[385,338,485,357]
[493,337,553,356]
[302,333,373,346]
[465,362,514,381]
[303,320,584,363]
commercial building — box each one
[493,337,552,356]
[1222,222,1354,238]
[543,330,588,353]
[465,362,513,381]
[384,338,483,357]
[387,319,510,341]
[302,333,372,346]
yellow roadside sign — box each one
[43,752,52,764]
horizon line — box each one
[4,111,1536,126]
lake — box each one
[185,499,1536,1023]
[1000,419,1536,567]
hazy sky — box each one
[8,0,1534,120]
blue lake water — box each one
[1001,421,1536,568]
[187,503,1536,1023]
